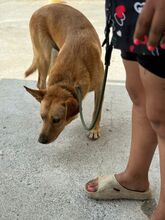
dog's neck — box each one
[48,60,88,100]
[48,71,82,100]
[57,83,78,101]
[47,81,79,103]
[48,69,74,85]
[48,57,86,89]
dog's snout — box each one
[38,134,49,144]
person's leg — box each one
[86,60,157,193]
[116,60,158,191]
[152,141,165,220]
[139,66,165,220]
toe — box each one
[85,178,98,192]
[88,129,101,140]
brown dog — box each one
[24,3,104,144]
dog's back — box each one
[25,4,102,81]
[25,4,103,90]
[30,4,101,50]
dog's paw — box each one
[88,128,101,140]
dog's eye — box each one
[52,117,60,124]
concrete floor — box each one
[0,1,160,219]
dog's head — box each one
[24,86,79,144]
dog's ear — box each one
[65,98,79,120]
[24,86,46,102]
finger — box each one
[147,9,165,48]
[160,34,165,49]
[134,2,154,43]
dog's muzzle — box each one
[38,134,49,144]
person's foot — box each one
[86,172,149,193]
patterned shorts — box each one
[105,0,165,56]
[105,0,165,77]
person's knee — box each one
[146,105,165,139]
[125,82,144,106]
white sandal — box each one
[85,175,152,200]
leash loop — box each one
[77,24,113,131]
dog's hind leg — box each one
[49,48,58,70]
[36,38,53,89]
[25,38,52,89]
[37,57,50,89]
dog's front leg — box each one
[88,88,102,140]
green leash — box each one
[75,40,113,131]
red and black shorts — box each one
[105,0,165,78]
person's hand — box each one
[134,0,165,51]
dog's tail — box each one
[25,57,37,77]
